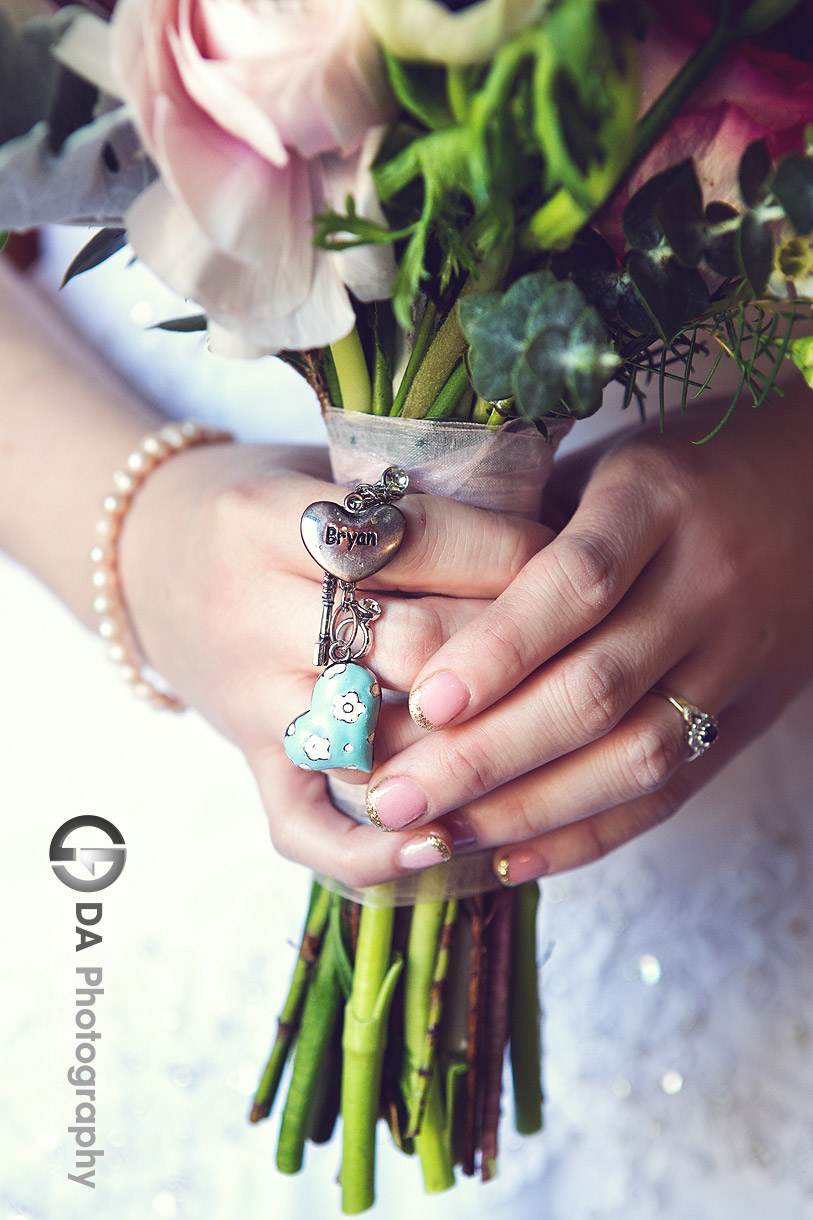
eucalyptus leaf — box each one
[460,269,617,420]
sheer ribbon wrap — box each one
[319,406,573,908]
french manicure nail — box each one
[444,811,478,849]
[496,848,550,887]
[409,671,470,730]
[366,776,428,831]
[398,834,452,870]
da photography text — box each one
[49,815,127,1190]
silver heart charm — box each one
[300,502,406,583]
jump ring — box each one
[650,686,719,761]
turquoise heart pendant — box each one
[284,662,381,773]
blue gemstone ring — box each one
[651,687,719,761]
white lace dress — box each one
[2,228,812,1220]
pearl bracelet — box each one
[91,420,233,711]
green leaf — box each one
[626,251,710,343]
[151,314,208,333]
[738,139,771,207]
[788,333,813,388]
[62,227,127,286]
[0,230,7,252]
[461,269,617,420]
[737,211,774,295]
[383,51,453,131]
[703,201,740,277]
[772,152,813,235]
[514,331,569,417]
[457,290,501,332]
[623,161,692,252]
[657,162,704,266]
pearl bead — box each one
[113,469,136,494]
[126,450,152,473]
[95,517,118,539]
[102,493,125,515]
[161,425,184,449]
[93,421,231,714]
[142,434,169,458]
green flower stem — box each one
[426,362,470,419]
[276,905,344,1174]
[321,346,344,410]
[480,889,514,1181]
[251,881,332,1123]
[403,902,456,1194]
[402,306,467,419]
[331,328,372,413]
[471,396,492,424]
[391,300,439,416]
[341,905,403,1215]
[510,882,544,1136]
[372,302,394,416]
[406,899,459,1138]
[454,387,475,419]
[447,66,469,123]
[402,256,507,419]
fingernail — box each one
[398,834,452,870]
[444,811,478,849]
[409,671,470,730]
[366,776,428,831]
[496,849,550,887]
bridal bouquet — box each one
[3,0,813,1211]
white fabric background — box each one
[2,227,813,1220]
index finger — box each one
[405,473,670,730]
[273,474,552,598]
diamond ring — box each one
[650,687,719,761]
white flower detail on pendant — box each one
[303,734,331,761]
[332,692,366,723]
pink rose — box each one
[600,9,813,253]
[110,0,396,355]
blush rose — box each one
[110,0,397,355]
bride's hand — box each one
[118,440,550,885]
[363,385,813,885]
